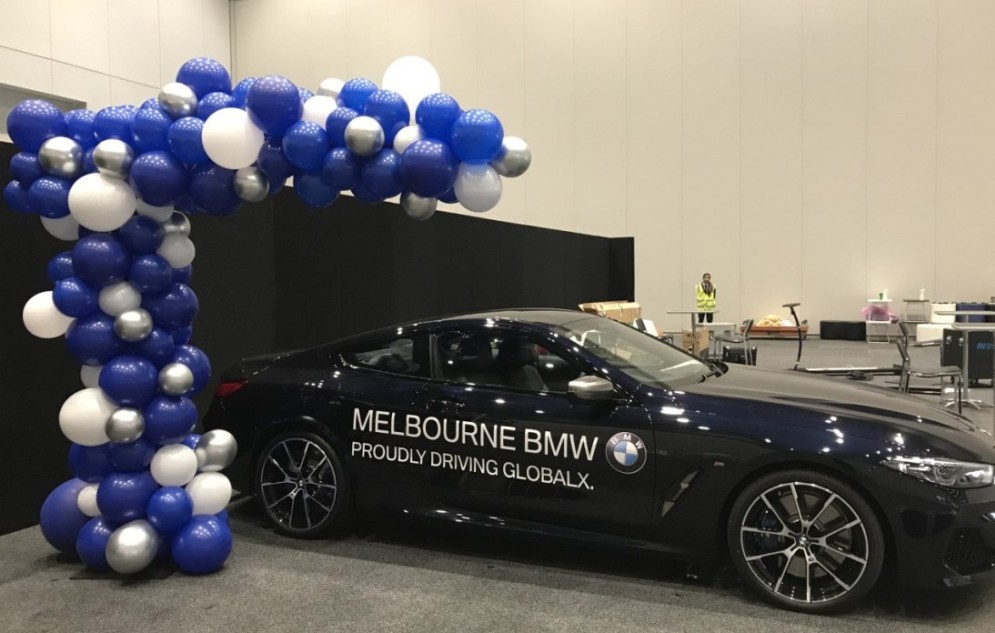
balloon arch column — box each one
[3,56,530,575]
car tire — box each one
[727,469,885,613]
[254,430,351,538]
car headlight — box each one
[883,456,994,489]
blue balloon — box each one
[321,147,360,190]
[147,487,193,534]
[66,313,126,365]
[416,93,462,141]
[10,151,44,185]
[450,109,504,163]
[72,234,132,286]
[282,121,329,170]
[339,78,378,112]
[230,77,256,108]
[6,99,66,152]
[76,516,116,571]
[117,215,164,255]
[107,437,156,472]
[28,176,71,218]
[129,254,173,296]
[65,109,97,149]
[170,515,233,574]
[246,75,302,137]
[325,107,359,148]
[143,283,199,330]
[82,147,96,174]
[172,325,193,346]
[173,194,199,215]
[39,478,89,555]
[48,251,75,283]
[97,471,159,523]
[167,117,209,165]
[93,105,138,143]
[99,355,160,408]
[170,344,211,394]
[188,164,241,215]
[299,87,315,103]
[144,396,197,445]
[172,265,192,284]
[351,181,384,204]
[438,187,457,204]
[3,181,32,213]
[294,170,338,208]
[129,151,189,206]
[68,443,112,483]
[140,97,160,110]
[53,276,98,318]
[130,106,172,152]
[131,326,175,367]
[196,91,233,120]
[361,149,403,198]
[363,90,409,145]
[180,433,202,450]
[257,138,295,193]
[176,57,232,98]
[399,139,458,197]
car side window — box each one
[342,335,430,378]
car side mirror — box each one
[568,375,615,402]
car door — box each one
[419,326,656,539]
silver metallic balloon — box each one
[106,407,145,443]
[195,429,238,472]
[490,136,532,178]
[344,116,385,157]
[114,308,153,342]
[93,139,135,180]
[161,212,191,237]
[158,82,198,118]
[158,362,194,396]
[233,166,269,203]
[401,191,437,221]
[105,520,159,574]
[38,136,84,179]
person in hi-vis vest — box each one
[695,273,716,323]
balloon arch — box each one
[3,56,530,575]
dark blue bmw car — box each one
[203,308,995,613]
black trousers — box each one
[697,312,714,324]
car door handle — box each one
[428,398,465,412]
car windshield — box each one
[548,314,712,388]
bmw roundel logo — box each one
[606,432,647,474]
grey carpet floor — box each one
[2,338,994,633]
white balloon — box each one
[157,233,196,268]
[68,173,137,232]
[202,107,265,169]
[98,282,141,317]
[382,56,441,119]
[77,484,101,517]
[40,214,80,241]
[454,163,503,212]
[151,444,199,487]
[318,77,345,100]
[22,291,74,338]
[392,125,423,155]
[80,364,102,388]
[302,95,339,129]
[185,472,233,515]
[59,388,115,446]
[136,200,174,222]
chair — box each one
[456,335,500,386]
[495,337,547,391]
[717,319,755,365]
[894,320,963,413]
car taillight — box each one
[215,380,247,398]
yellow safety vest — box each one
[695,284,716,311]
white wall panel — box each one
[0,46,53,95]
[52,62,112,110]
[108,0,161,86]
[232,0,304,81]
[159,0,205,83]
[866,0,936,306]
[203,0,232,71]
[681,0,740,318]
[801,0,867,323]
[0,0,51,59]
[936,0,995,302]
[740,0,802,325]
[51,0,109,74]
[302,0,349,91]
[110,77,158,107]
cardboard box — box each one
[578,301,642,324]
[681,328,711,353]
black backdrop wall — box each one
[0,140,633,534]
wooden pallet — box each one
[750,325,808,339]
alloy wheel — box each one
[259,436,339,533]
